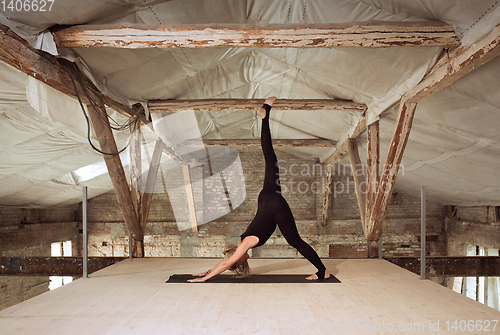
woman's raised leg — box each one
[260,97,281,195]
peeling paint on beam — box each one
[52,21,460,49]
[149,99,367,113]
[180,138,337,147]
[403,24,500,104]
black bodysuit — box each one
[241,104,326,278]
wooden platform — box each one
[1,258,499,334]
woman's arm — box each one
[188,236,258,282]
[192,259,225,277]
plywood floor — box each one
[1,258,499,334]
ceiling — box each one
[1,0,500,207]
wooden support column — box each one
[141,140,165,227]
[182,164,198,233]
[129,121,142,223]
[129,121,144,257]
[347,138,366,228]
[87,100,143,241]
[321,163,334,226]
[130,126,165,257]
[366,121,380,257]
[365,121,380,227]
[366,102,417,242]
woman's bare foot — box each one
[306,270,330,280]
[260,96,277,118]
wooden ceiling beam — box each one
[365,24,500,243]
[403,24,500,104]
[321,23,500,235]
[323,23,500,165]
[52,21,460,49]
[180,138,336,147]
[149,99,366,113]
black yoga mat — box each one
[166,274,341,283]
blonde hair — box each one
[223,244,251,278]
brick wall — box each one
[454,206,500,224]
[0,204,80,311]
[80,148,446,259]
[447,207,500,256]
[444,206,500,291]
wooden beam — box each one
[320,163,334,226]
[87,101,144,240]
[404,24,500,104]
[140,124,184,164]
[365,121,379,233]
[365,121,380,258]
[385,256,500,277]
[182,164,198,233]
[319,119,367,227]
[0,257,125,276]
[141,140,165,228]
[130,121,143,226]
[52,21,460,49]
[0,23,142,121]
[493,206,500,222]
[180,138,336,147]
[324,23,500,165]
[149,99,366,113]
[347,139,366,228]
[129,122,145,258]
[324,116,367,163]
[364,26,500,242]
[366,102,417,241]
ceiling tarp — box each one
[1,0,500,206]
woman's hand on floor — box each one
[188,277,207,283]
[192,271,208,277]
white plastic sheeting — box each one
[0,61,129,207]
[1,0,500,206]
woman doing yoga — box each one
[188,97,330,282]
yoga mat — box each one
[166,274,341,283]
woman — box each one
[188,97,330,282]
